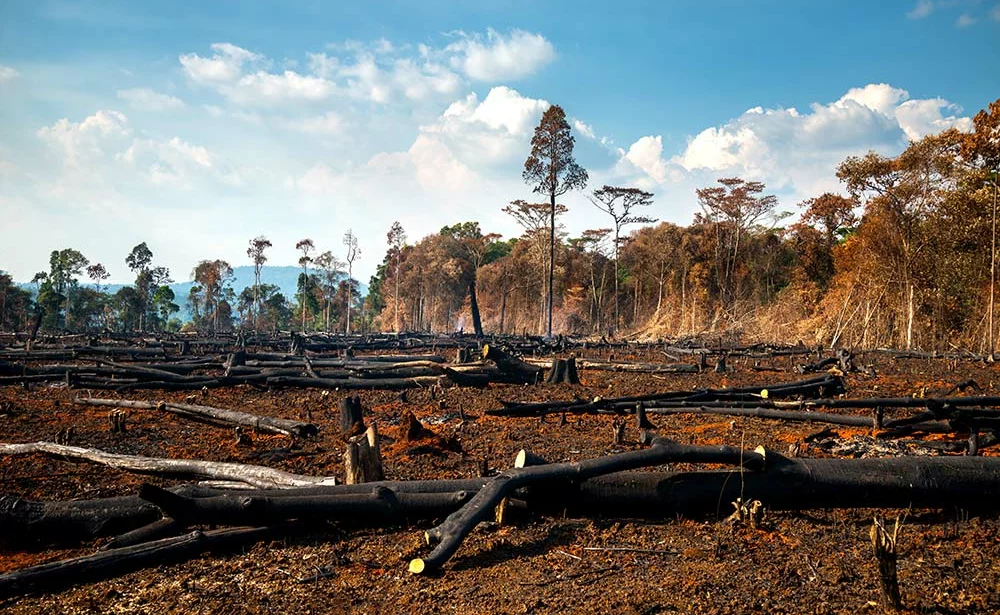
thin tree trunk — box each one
[548,192,555,337]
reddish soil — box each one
[2,351,999,614]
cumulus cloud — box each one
[956,14,976,27]
[421,86,550,166]
[37,110,132,169]
[116,88,186,111]
[446,29,555,81]
[36,110,242,190]
[0,65,19,81]
[603,83,974,215]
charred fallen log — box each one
[488,374,845,417]
[408,441,1000,573]
[73,397,318,439]
[0,526,277,600]
[482,344,543,384]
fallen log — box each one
[488,374,845,417]
[409,440,1000,573]
[266,375,446,391]
[525,358,699,374]
[73,397,319,439]
[0,526,276,600]
[482,344,542,384]
[0,442,338,489]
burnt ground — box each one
[1,350,999,614]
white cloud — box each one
[573,119,596,140]
[993,4,1000,21]
[0,65,19,82]
[597,83,975,222]
[907,0,934,19]
[36,110,243,191]
[180,42,262,85]
[116,88,186,111]
[956,14,977,27]
[894,98,973,140]
[422,86,550,166]
[624,136,671,183]
[446,29,555,81]
[37,110,132,169]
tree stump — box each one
[344,424,384,485]
[546,357,580,385]
[870,515,903,612]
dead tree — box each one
[0,442,338,489]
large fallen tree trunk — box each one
[3,451,1000,593]
[0,442,338,489]
[482,344,542,384]
[265,375,446,390]
[488,374,845,417]
[73,397,319,439]
[408,440,1000,573]
[0,526,276,600]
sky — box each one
[1,0,998,285]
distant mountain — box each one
[18,265,368,323]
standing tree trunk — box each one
[548,192,555,338]
[469,278,484,338]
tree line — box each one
[2,99,998,349]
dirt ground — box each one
[2,350,999,614]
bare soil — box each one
[2,351,999,614]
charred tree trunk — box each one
[339,396,365,437]
[469,279,484,338]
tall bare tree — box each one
[523,105,588,337]
[343,230,361,334]
[246,236,272,331]
[589,186,657,333]
[295,238,315,331]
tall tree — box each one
[523,104,588,337]
[387,222,407,333]
[314,250,345,332]
[86,263,110,294]
[190,260,233,333]
[440,222,503,338]
[695,178,778,310]
[246,236,272,331]
[343,230,361,334]
[589,186,657,333]
[295,238,315,331]
[125,243,170,332]
[503,199,568,334]
[47,248,89,330]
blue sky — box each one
[1,0,998,284]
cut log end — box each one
[408,558,426,574]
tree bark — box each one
[0,442,338,489]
